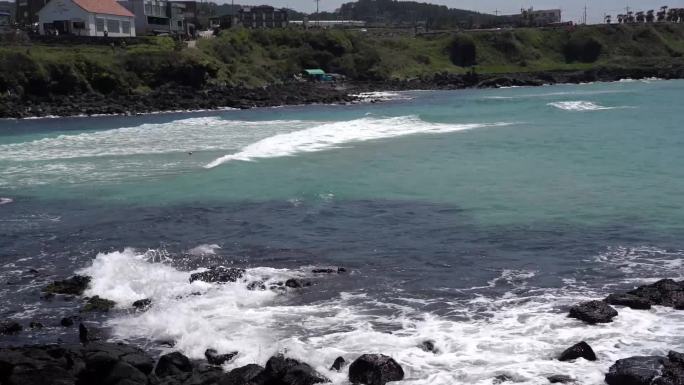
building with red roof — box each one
[37,0,136,36]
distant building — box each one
[290,19,366,29]
[37,0,135,36]
[518,8,561,26]
[209,5,287,29]
[170,0,201,32]
[0,10,11,30]
[119,0,186,35]
[238,5,287,28]
[16,0,48,27]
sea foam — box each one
[79,248,684,385]
[204,116,512,168]
[547,101,626,111]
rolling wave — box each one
[205,116,513,168]
[547,101,629,111]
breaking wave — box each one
[205,116,513,168]
[547,101,629,111]
[76,248,684,385]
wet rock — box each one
[605,356,665,385]
[189,267,245,284]
[156,339,176,348]
[627,279,684,307]
[493,374,513,384]
[558,341,597,362]
[548,374,574,383]
[132,298,152,311]
[29,322,43,329]
[255,355,329,385]
[337,267,347,273]
[419,340,438,354]
[247,281,266,291]
[155,351,193,377]
[82,296,116,312]
[79,323,104,344]
[60,316,77,327]
[605,293,652,310]
[285,278,313,288]
[0,320,22,335]
[219,364,264,385]
[568,300,618,324]
[312,268,335,274]
[43,275,91,295]
[0,342,156,385]
[205,349,238,366]
[330,356,346,371]
[349,354,404,385]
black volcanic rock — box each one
[548,374,574,383]
[132,298,152,311]
[349,354,404,385]
[255,355,329,385]
[627,279,684,307]
[605,356,665,385]
[569,300,618,324]
[605,293,652,310]
[205,349,238,366]
[330,356,346,371]
[219,364,264,385]
[155,351,193,377]
[312,269,335,274]
[558,341,597,362]
[43,275,91,295]
[285,279,312,288]
[419,340,438,353]
[189,267,245,284]
[0,320,22,335]
[82,296,116,312]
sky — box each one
[216,0,684,24]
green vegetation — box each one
[1,23,684,99]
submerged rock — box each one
[82,296,116,312]
[29,322,43,329]
[132,298,152,311]
[247,281,266,291]
[60,316,77,327]
[558,341,597,361]
[548,374,574,383]
[330,356,346,371]
[419,340,438,354]
[43,275,91,295]
[349,354,404,385]
[312,268,336,274]
[155,351,193,377]
[604,293,652,310]
[568,300,618,324]
[285,278,313,288]
[189,267,245,284]
[0,320,22,335]
[205,348,238,366]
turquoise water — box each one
[2,80,684,385]
[2,80,684,228]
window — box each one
[72,21,85,29]
[107,19,120,33]
[144,3,152,14]
[177,20,182,27]
[96,18,104,31]
[121,20,130,34]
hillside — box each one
[1,23,684,117]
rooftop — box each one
[71,0,134,17]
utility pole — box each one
[315,0,320,26]
[494,9,499,16]
[583,4,587,24]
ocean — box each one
[1,79,684,384]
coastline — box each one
[1,66,682,119]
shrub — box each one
[563,36,603,63]
[449,33,476,66]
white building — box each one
[37,0,135,37]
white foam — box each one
[188,244,222,256]
[204,116,512,168]
[0,197,13,205]
[0,117,316,162]
[547,101,625,111]
[80,249,684,385]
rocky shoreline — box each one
[1,66,683,119]
[2,268,684,385]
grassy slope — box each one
[1,23,684,98]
